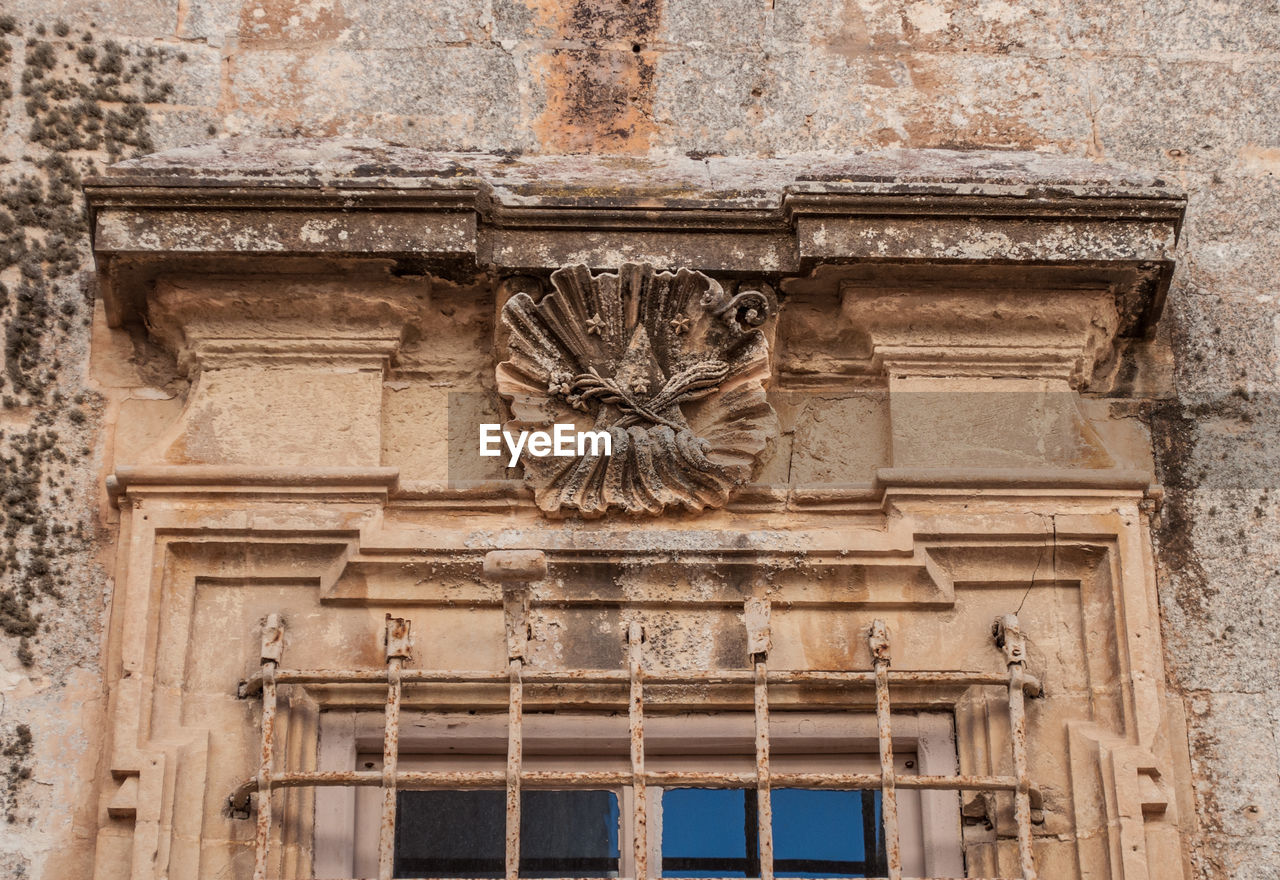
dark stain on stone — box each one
[1146,397,1212,614]
[2,723,33,823]
[566,0,661,42]
[534,0,663,153]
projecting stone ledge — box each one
[87,137,1185,336]
[90,136,1176,197]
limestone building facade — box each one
[0,3,1276,880]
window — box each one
[317,713,962,879]
[390,789,620,878]
[244,608,1037,880]
[658,788,878,878]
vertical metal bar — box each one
[746,598,773,880]
[253,614,284,880]
[379,616,413,880]
[506,656,523,880]
[868,620,902,880]
[995,614,1038,880]
[628,622,648,880]
[504,585,529,880]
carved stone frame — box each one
[87,144,1190,880]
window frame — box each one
[314,712,964,879]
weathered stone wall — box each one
[0,1,1275,878]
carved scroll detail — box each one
[497,264,777,517]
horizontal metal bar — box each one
[239,667,1038,695]
[229,770,503,807]
[774,773,1024,792]
[229,767,1031,810]
[280,876,1022,880]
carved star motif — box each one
[670,314,692,334]
[585,313,606,336]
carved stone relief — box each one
[497,263,778,517]
[86,145,1193,880]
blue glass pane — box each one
[773,789,882,878]
[660,789,755,878]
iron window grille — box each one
[232,593,1041,880]
[335,711,948,878]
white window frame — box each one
[314,712,964,879]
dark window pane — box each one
[393,790,620,879]
[520,790,620,878]
[395,790,505,878]
[660,789,758,878]
[773,789,884,878]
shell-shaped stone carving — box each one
[497,263,777,517]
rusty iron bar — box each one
[237,667,1041,698]
[628,622,648,880]
[503,583,529,880]
[379,616,413,880]
[869,619,902,880]
[252,614,283,880]
[316,875,1020,880]
[995,614,1038,880]
[505,656,523,880]
[239,667,1040,694]
[774,772,1027,792]
[745,598,774,880]
[228,767,1035,807]
[754,658,774,878]
[241,666,1034,690]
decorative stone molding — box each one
[84,140,1193,880]
[841,285,1122,388]
[834,282,1127,470]
[497,263,777,516]
[145,278,419,373]
[87,141,1183,343]
[92,471,1189,879]
[133,278,419,467]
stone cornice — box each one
[86,139,1185,338]
[105,464,1156,512]
[84,184,1183,225]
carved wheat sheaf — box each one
[497,264,778,517]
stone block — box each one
[0,0,178,37]
[383,383,450,482]
[178,0,241,45]
[1184,691,1280,842]
[1062,0,1280,54]
[149,41,222,108]
[1090,59,1280,162]
[491,0,555,43]
[227,47,528,149]
[340,0,492,46]
[658,0,770,49]
[650,47,782,153]
[786,391,890,482]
